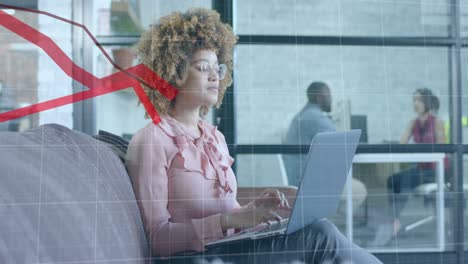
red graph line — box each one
[0,5,178,124]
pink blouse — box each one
[126,115,242,256]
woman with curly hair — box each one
[126,8,381,263]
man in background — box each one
[284,81,335,186]
[283,81,367,209]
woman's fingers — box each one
[275,190,291,209]
[255,190,272,207]
[231,207,287,228]
[266,189,282,205]
[268,189,289,209]
[279,192,291,209]
[274,189,282,204]
[279,192,286,207]
[255,208,282,224]
[269,210,283,222]
[255,189,292,211]
[261,190,277,204]
[262,209,283,223]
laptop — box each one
[206,130,361,246]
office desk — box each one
[346,153,446,252]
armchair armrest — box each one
[237,186,298,207]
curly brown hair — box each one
[136,8,238,118]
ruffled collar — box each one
[156,115,235,195]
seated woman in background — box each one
[126,8,381,263]
[376,88,445,246]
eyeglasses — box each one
[192,62,227,80]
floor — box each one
[329,188,453,252]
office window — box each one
[93,0,211,36]
[461,49,468,144]
[462,2,468,36]
[0,3,73,131]
[235,45,449,145]
[235,0,451,37]
[0,12,39,131]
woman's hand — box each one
[400,119,416,144]
[220,189,292,231]
[253,188,291,211]
[220,207,285,230]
